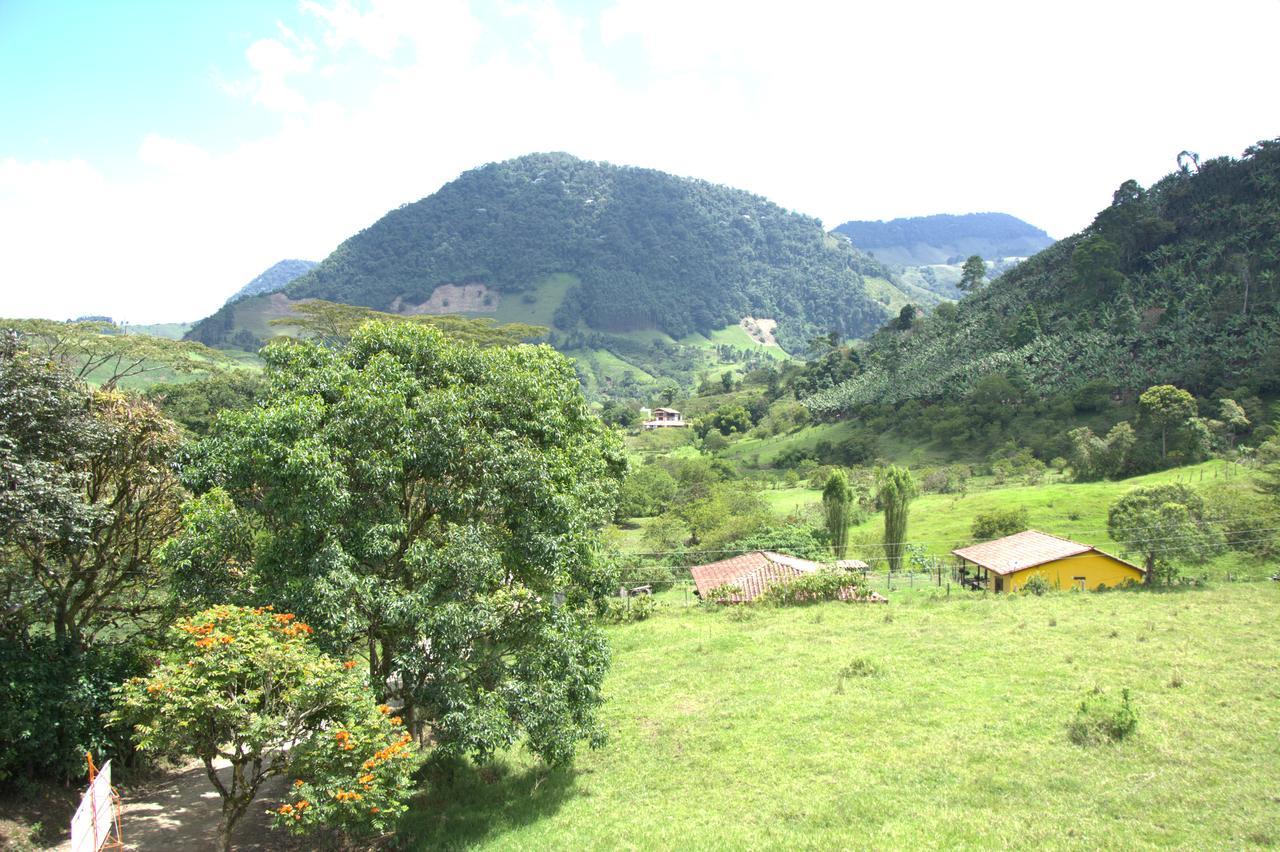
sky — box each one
[1,1,1277,323]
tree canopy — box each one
[183,321,626,765]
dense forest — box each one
[832,212,1054,265]
[809,140,1280,416]
[268,153,891,351]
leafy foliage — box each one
[970,507,1029,541]
[1106,484,1225,585]
[5,318,236,389]
[0,636,144,784]
[822,470,854,559]
[1067,687,1138,746]
[115,605,417,850]
[876,466,918,572]
[0,335,184,646]
[183,321,625,766]
[757,570,870,606]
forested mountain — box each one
[808,139,1280,415]
[190,153,896,353]
[224,259,317,305]
[832,212,1054,266]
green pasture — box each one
[402,582,1280,849]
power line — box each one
[619,520,1280,559]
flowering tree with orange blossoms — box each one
[115,605,419,851]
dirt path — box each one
[49,759,298,851]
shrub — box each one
[0,637,145,785]
[599,595,659,623]
[115,606,420,850]
[702,583,743,605]
[1021,574,1052,596]
[758,571,869,606]
[971,507,1029,541]
[1067,687,1138,746]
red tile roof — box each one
[951,529,1142,575]
[690,551,886,603]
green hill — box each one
[810,138,1280,415]
[189,153,917,359]
[832,212,1054,266]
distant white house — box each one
[642,407,687,429]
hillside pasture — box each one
[402,582,1280,849]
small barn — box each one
[690,550,885,603]
[951,529,1144,592]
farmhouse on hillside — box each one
[952,529,1144,592]
[642,407,687,429]
[690,550,885,603]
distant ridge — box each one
[809,138,1280,414]
[224,259,318,305]
[832,212,1053,266]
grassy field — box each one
[401,582,1280,849]
[617,460,1275,582]
[493,272,577,328]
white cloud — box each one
[1,0,1277,322]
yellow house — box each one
[951,529,1144,592]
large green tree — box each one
[958,255,986,292]
[822,469,854,560]
[1106,484,1224,586]
[4,318,234,389]
[1138,384,1197,463]
[876,466,918,572]
[0,333,184,646]
[184,321,625,765]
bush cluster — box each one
[1067,687,1138,746]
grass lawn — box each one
[742,461,1271,582]
[401,582,1280,849]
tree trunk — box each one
[1144,554,1156,587]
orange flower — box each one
[389,716,402,726]
[334,730,350,742]
[146,682,164,693]
[377,704,391,715]
[219,635,235,644]
[274,613,296,623]
[370,806,380,814]
[294,779,304,788]
[278,804,294,815]
[359,773,375,785]
[343,660,358,670]
[194,637,216,649]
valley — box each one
[4,137,1280,852]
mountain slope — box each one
[809,138,1280,414]
[225,259,317,305]
[191,153,904,355]
[186,260,318,348]
[832,212,1053,266]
